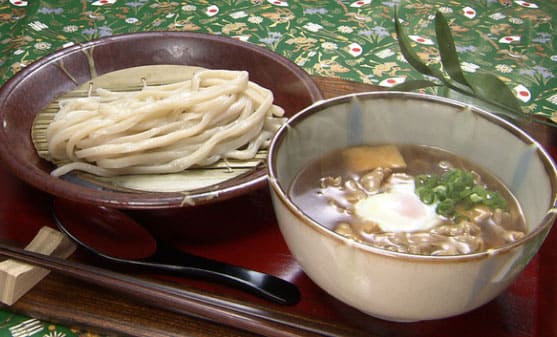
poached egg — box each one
[354,175,443,232]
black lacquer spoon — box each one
[52,198,300,305]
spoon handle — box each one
[111,243,300,305]
[51,198,300,305]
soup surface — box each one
[288,144,526,256]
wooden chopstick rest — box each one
[0,226,76,305]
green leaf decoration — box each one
[392,7,535,125]
[394,8,442,79]
[434,12,469,87]
[392,79,439,91]
[464,72,523,114]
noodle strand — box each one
[46,69,285,177]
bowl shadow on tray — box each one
[130,187,277,247]
[125,187,306,284]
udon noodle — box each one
[45,69,285,177]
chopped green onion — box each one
[437,199,456,217]
[433,185,447,200]
[469,193,483,203]
[414,168,508,219]
[416,187,435,204]
[484,191,508,209]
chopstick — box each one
[0,242,363,337]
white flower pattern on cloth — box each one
[0,1,555,124]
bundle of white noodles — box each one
[46,69,285,177]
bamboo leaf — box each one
[394,8,441,79]
[463,72,523,114]
[392,80,439,91]
[390,7,553,127]
[434,12,470,87]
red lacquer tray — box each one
[1,77,556,337]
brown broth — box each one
[288,144,527,255]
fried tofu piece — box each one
[342,145,407,172]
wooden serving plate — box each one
[1,77,556,337]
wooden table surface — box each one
[1,77,556,337]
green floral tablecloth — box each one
[1,0,556,122]
[0,0,555,335]
[0,311,101,337]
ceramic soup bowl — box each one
[267,92,557,322]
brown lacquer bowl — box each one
[0,32,322,209]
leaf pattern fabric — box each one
[0,0,555,122]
